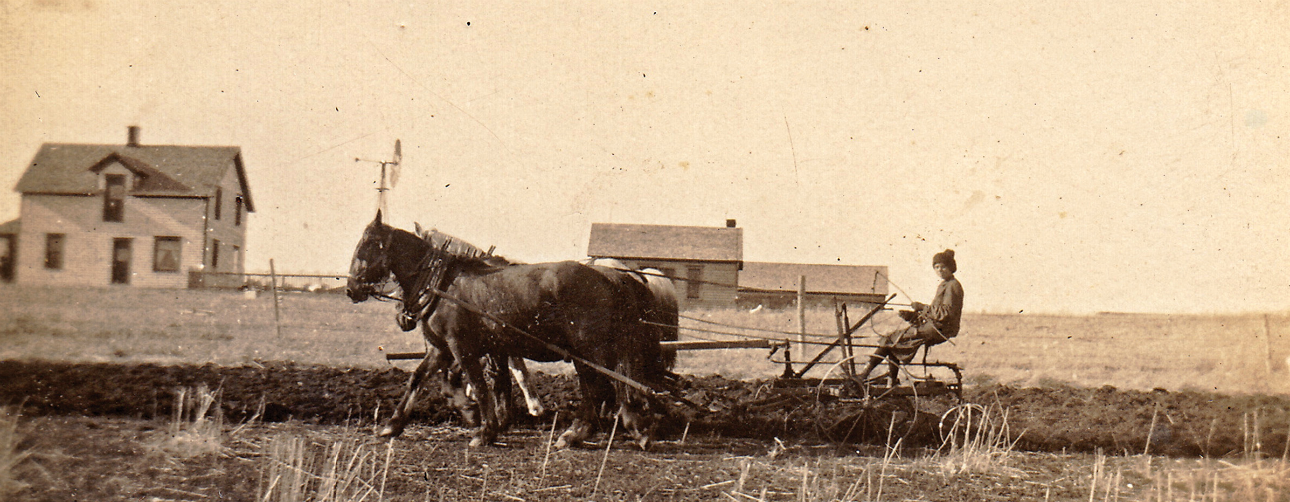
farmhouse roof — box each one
[587,223,743,263]
[739,262,889,296]
[14,142,254,211]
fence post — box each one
[798,275,807,359]
[270,259,283,338]
[1265,314,1274,378]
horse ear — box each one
[414,222,424,236]
[373,210,382,226]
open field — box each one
[3,285,1290,500]
[3,285,1287,395]
[678,306,1290,395]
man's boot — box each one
[856,355,883,383]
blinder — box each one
[347,224,397,301]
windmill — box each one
[355,140,402,215]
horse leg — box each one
[488,355,514,430]
[442,361,479,428]
[556,363,611,449]
[509,357,546,417]
[616,400,655,451]
[613,361,657,450]
[458,355,499,448]
[380,349,452,437]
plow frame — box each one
[767,294,965,404]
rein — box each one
[369,291,406,303]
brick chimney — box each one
[127,126,140,147]
[726,219,737,228]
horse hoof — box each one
[468,436,495,448]
[377,425,403,438]
[555,432,578,449]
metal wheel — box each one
[938,403,991,449]
[820,397,918,445]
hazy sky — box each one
[2,1,1286,314]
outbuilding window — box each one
[686,266,703,299]
[45,233,65,269]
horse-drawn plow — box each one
[348,211,987,448]
[386,290,985,448]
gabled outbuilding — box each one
[737,262,889,309]
[587,220,743,307]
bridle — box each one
[351,227,397,300]
[353,228,463,331]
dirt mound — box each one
[2,360,1287,457]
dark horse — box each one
[346,211,669,447]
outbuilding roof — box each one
[14,142,254,211]
[587,223,743,263]
[739,262,888,296]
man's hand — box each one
[911,301,926,311]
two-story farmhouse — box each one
[3,126,253,287]
[587,221,743,308]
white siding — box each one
[623,258,739,309]
[16,193,207,288]
[206,162,248,274]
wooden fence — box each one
[188,270,347,292]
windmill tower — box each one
[356,140,402,215]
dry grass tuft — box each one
[148,384,226,459]
[0,407,32,498]
[925,403,1023,478]
[258,435,394,502]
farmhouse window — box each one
[234,196,243,226]
[686,266,703,299]
[214,188,222,220]
[104,174,126,222]
[211,239,221,270]
[0,235,13,282]
[111,238,132,284]
[45,233,64,270]
[154,237,182,272]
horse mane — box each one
[416,226,514,269]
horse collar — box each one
[398,243,462,331]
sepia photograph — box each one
[1,1,1287,500]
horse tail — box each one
[640,268,679,371]
[587,260,680,373]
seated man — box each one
[857,249,964,383]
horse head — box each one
[346,211,394,303]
